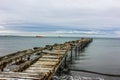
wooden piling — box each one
[70,46,73,62]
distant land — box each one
[0,35,120,39]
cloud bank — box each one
[0,0,120,37]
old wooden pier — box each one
[0,38,92,80]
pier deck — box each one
[0,38,92,80]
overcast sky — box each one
[0,0,120,37]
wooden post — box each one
[80,44,82,50]
[77,45,79,54]
[76,46,78,55]
[0,65,4,72]
[70,46,73,62]
[58,45,60,63]
[78,46,80,53]
[64,56,67,68]
[75,46,77,57]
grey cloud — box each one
[0,0,120,31]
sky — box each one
[0,0,120,37]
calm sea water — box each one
[69,38,120,80]
[0,36,79,56]
[0,36,120,80]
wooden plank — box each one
[0,72,38,75]
[28,67,54,71]
[39,58,59,62]
[0,72,43,79]
[0,77,40,79]
[48,52,65,55]
[42,55,63,59]
[25,69,50,72]
[31,65,53,68]
[33,61,58,66]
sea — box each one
[0,36,120,80]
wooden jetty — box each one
[0,38,92,80]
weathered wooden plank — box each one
[25,69,50,72]
[28,67,54,71]
[0,77,40,80]
[0,72,43,79]
[42,55,63,59]
[39,58,59,62]
[31,65,53,68]
[33,61,58,66]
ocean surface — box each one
[0,36,120,80]
[0,36,79,56]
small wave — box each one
[53,75,104,80]
[70,68,120,77]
